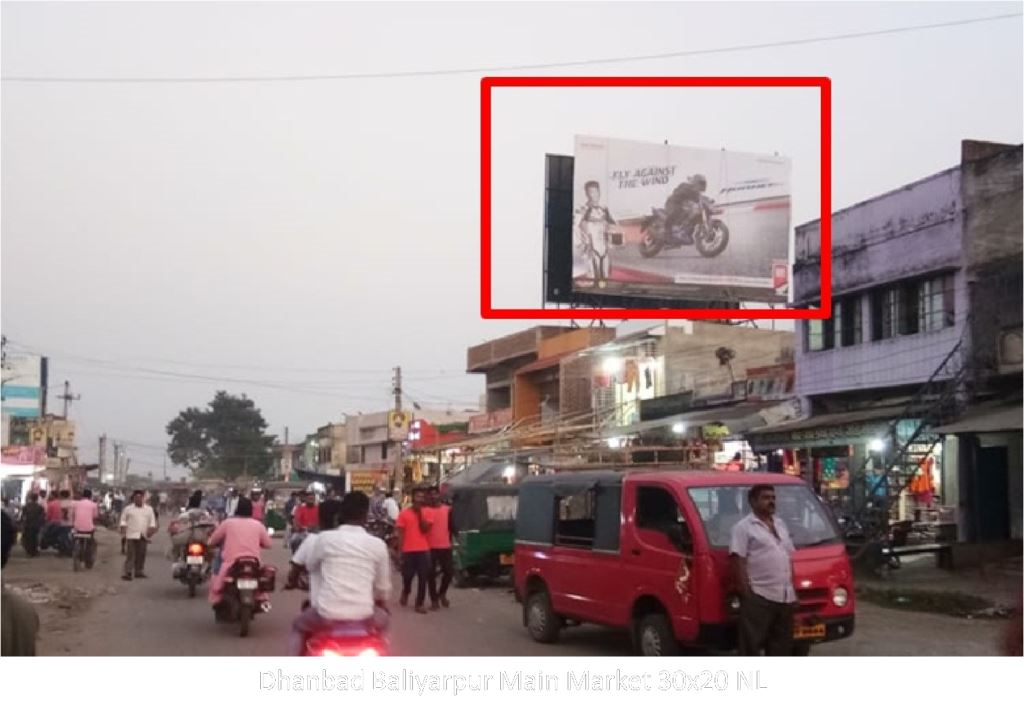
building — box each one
[466,326,576,417]
[751,139,1022,550]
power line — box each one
[2,12,1018,84]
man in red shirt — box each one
[292,492,319,529]
[426,487,454,610]
[395,488,433,614]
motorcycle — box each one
[303,618,389,657]
[173,541,213,597]
[638,196,730,259]
[284,565,389,657]
[71,530,96,571]
[41,523,74,557]
[367,519,400,571]
[215,557,276,637]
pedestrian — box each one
[729,484,797,656]
[20,493,45,557]
[226,490,239,519]
[395,487,433,614]
[120,490,157,581]
[58,490,74,528]
[251,492,265,522]
[426,487,454,610]
[148,491,161,526]
[43,490,63,548]
[2,511,40,656]
[382,491,400,523]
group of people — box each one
[5,488,102,558]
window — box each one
[688,485,841,549]
[555,491,596,548]
[872,275,955,340]
[806,308,834,352]
[834,297,862,347]
[636,486,686,532]
[486,495,518,521]
[920,274,955,331]
[381,443,388,460]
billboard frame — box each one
[480,75,832,320]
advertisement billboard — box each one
[387,411,412,441]
[570,135,792,303]
[1,354,47,418]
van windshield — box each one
[687,484,841,549]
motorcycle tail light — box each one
[307,637,383,657]
[187,543,205,556]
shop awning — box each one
[601,401,794,439]
[932,403,1023,434]
[746,405,905,435]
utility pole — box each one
[393,366,403,492]
[57,380,80,418]
[162,455,167,481]
[99,434,107,479]
[113,442,121,484]
[283,426,290,479]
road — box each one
[3,526,1007,656]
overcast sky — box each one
[2,2,1021,478]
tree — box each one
[166,391,274,479]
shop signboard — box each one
[349,470,389,495]
[1,445,45,465]
[571,135,791,303]
[387,411,412,441]
[1,354,47,418]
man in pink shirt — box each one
[71,489,99,533]
[207,497,272,608]
[426,487,455,610]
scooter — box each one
[215,557,276,637]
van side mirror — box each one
[666,523,693,553]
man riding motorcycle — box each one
[286,491,391,656]
[207,497,272,616]
[663,173,708,245]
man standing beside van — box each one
[729,485,797,655]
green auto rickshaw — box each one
[447,484,519,588]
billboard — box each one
[1,354,47,418]
[570,135,791,304]
[387,411,412,441]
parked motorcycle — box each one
[71,530,96,571]
[638,196,730,259]
[215,557,276,637]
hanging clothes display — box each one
[909,455,935,506]
[624,359,639,393]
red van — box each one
[513,470,855,655]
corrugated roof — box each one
[933,403,1023,434]
[746,404,905,435]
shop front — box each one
[747,407,946,525]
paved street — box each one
[3,526,1007,657]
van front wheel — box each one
[525,590,560,644]
[637,613,680,656]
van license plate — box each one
[237,579,259,589]
[794,623,826,640]
[499,554,515,566]
[187,556,204,565]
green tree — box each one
[166,391,274,479]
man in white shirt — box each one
[287,492,391,656]
[383,492,400,523]
[729,484,797,656]
[119,490,157,581]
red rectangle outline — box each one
[480,75,831,320]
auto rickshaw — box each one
[447,484,519,587]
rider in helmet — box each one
[663,174,707,245]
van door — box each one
[547,484,627,626]
[622,482,701,642]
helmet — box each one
[689,174,707,191]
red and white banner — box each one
[2,445,46,465]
